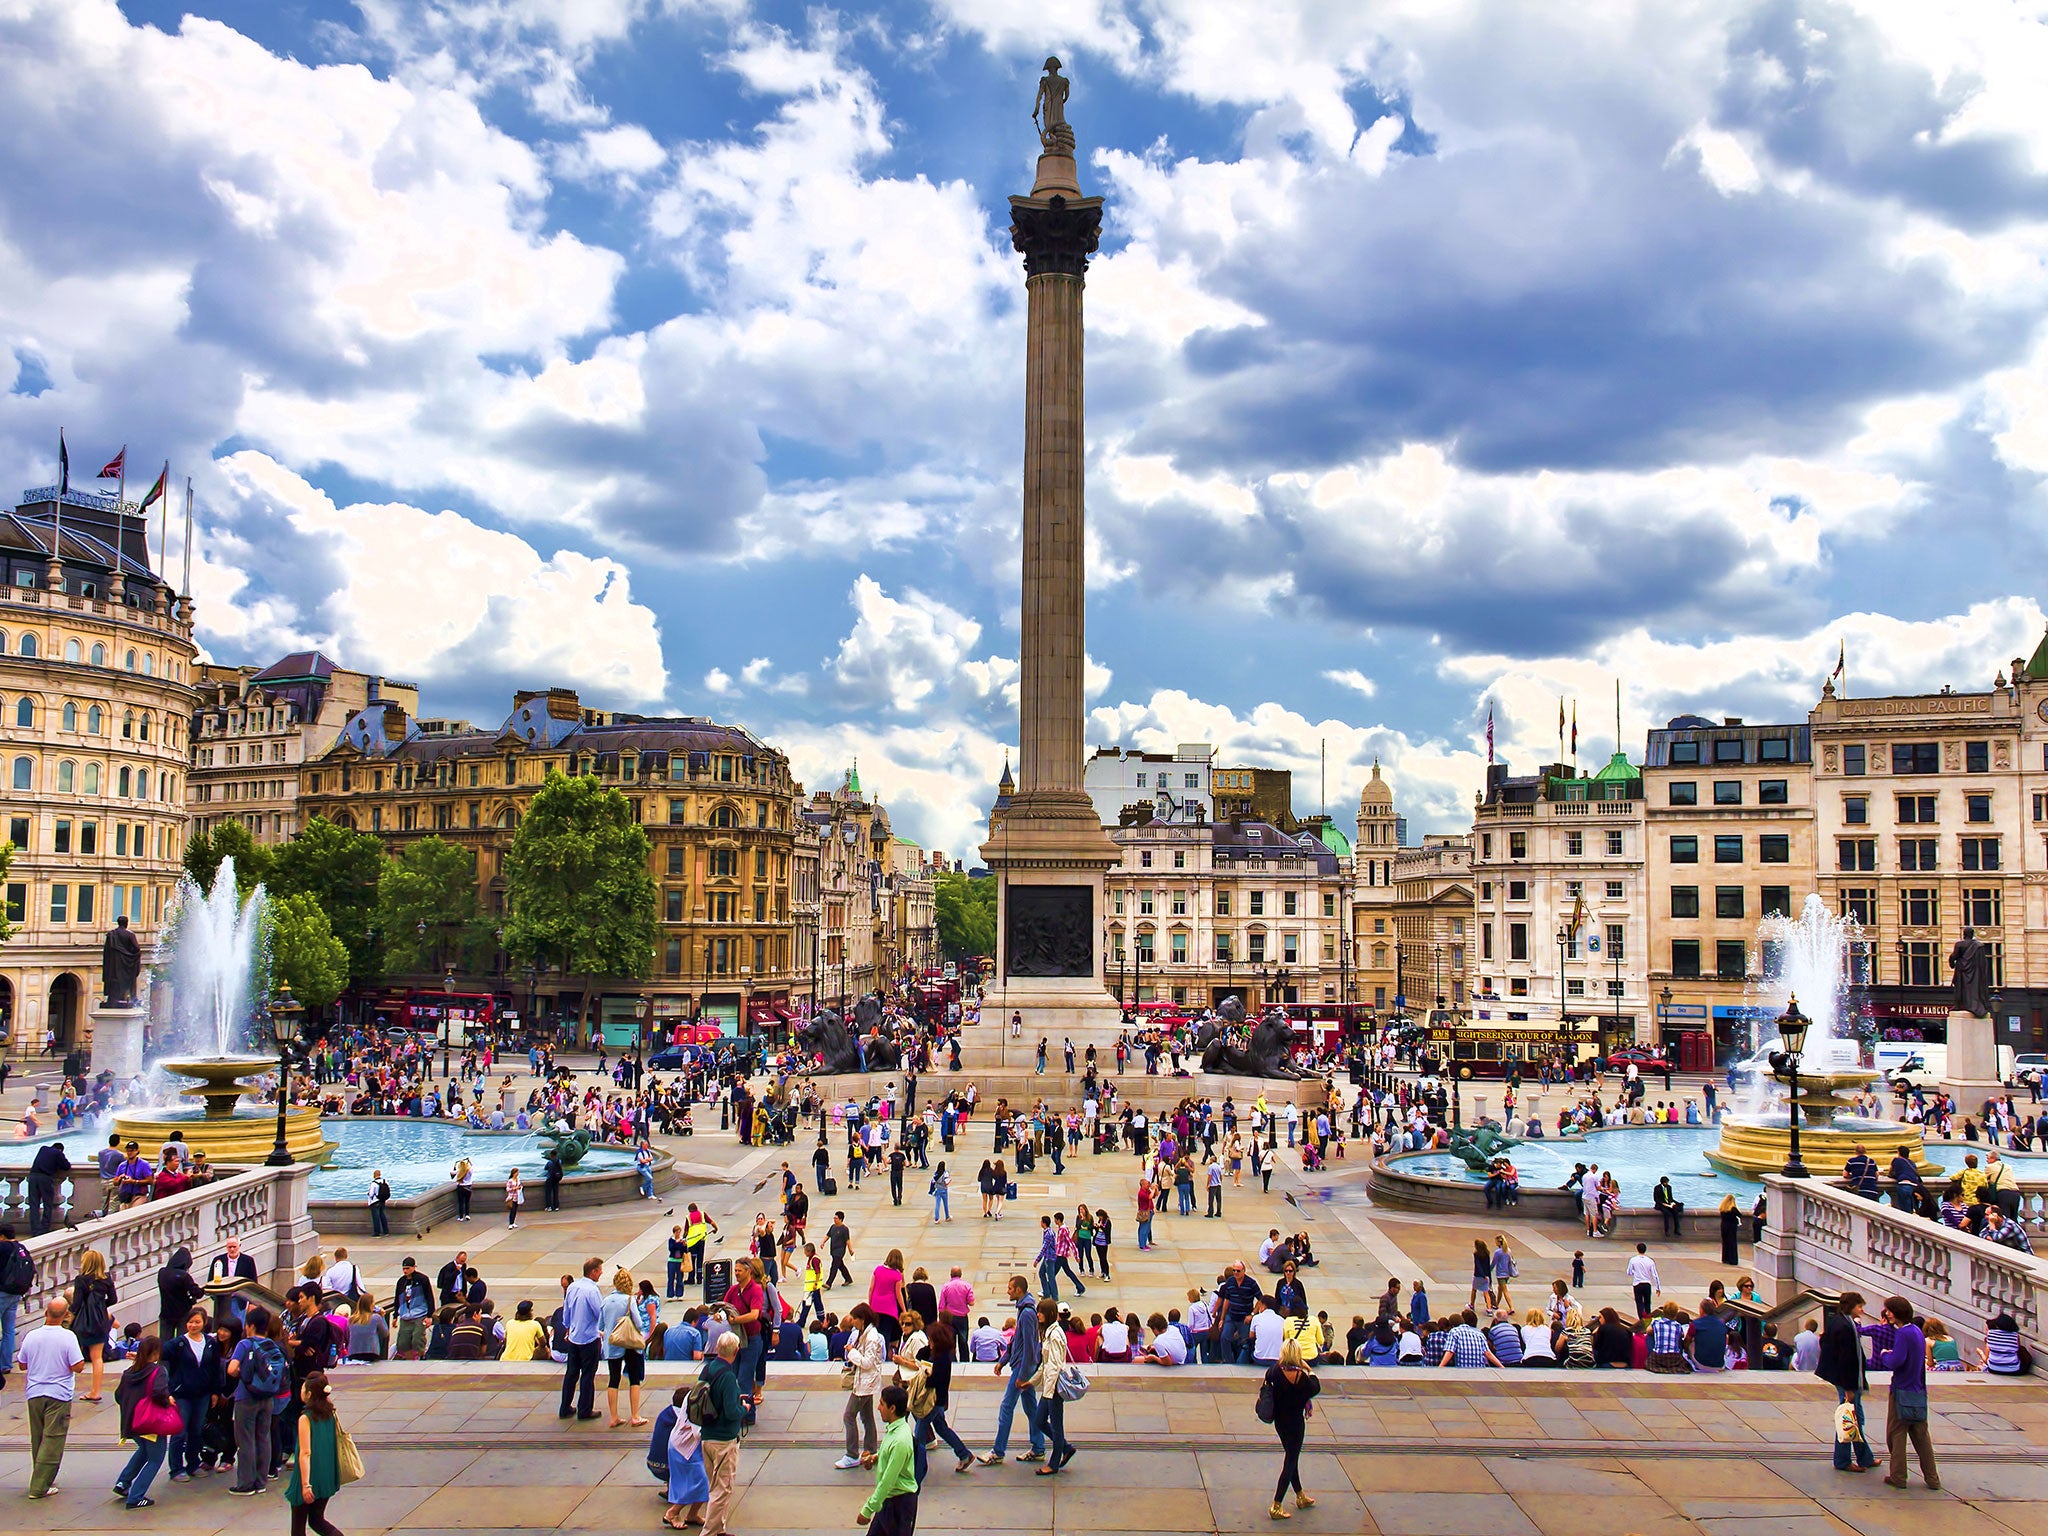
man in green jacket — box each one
[701,1334,748,1536]
[857,1384,919,1536]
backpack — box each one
[243,1338,289,1398]
[0,1241,33,1296]
[682,1379,714,1428]
[905,1363,937,1420]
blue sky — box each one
[7,0,2048,857]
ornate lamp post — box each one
[1774,995,1812,1179]
[1659,984,1672,1047]
[1895,936,1908,989]
[265,985,303,1167]
[441,968,455,1079]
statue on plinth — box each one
[101,916,142,1007]
[1949,927,1993,1018]
[1033,56,1074,153]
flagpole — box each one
[156,463,169,577]
[181,477,194,597]
[53,430,66,575]
[1615,678,1622,760]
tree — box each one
[268,816,386,986]
[376,837,490,975]
[502,771,657,1029]
[183,821,271,899]
[0,840,13,945]
[934,869,996,959]
[265,892,350,1009]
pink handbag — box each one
[132,1369,185,1437]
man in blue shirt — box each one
[1216,1262,1262,1365]
[558,1256,605,1420]
[977,1276,1045,1464]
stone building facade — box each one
[189,652,412,843]
[1390,835,1473,1020]
[0,487,196,1055]
[1350,762,1401,1011]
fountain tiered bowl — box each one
[113,1055,333,1164]
[1707,1062,1939,1180]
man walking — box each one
[392,1258,435,1359]
[857,1383,919,1536]
[369,1169,392,1237]
[700,1333,746,1536]
[1626,1243,1660,1322]
[22,1296,85,1498]
[826,1212,855,1289]
[978,1276,1046,1464]
[1818,1291,1879,1473]
[0,1221,32,1384]
[558,1256,605,1421]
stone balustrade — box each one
[14,1163,320,1317]
[1755,1172,2047,1355]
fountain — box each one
[1706,896,1937,1180]
[111,859,332,1164]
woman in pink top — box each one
[867,1248,907,1349]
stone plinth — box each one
[88,1001,147,1078]
[1941,1006,2005,1106]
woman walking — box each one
[284,1371,346,1536]
[1030,1297,1075,1475]
[504,1169,524,1226]
[70,1247,118,1400]
[835,1303,887,1470]
[661,1384,710,1529]
[931,1162,951,1223]
[113,1334,178,1507]
[990,1161,1008,1220]
[452,1158,474,1222]
[1718,1195,1740,1266]
[917,1319,974,1475]
[1263,1338,1322,1518]
[1490,1236,1517,1311]
[1468,1240,1493,1311]
[977,1159,995,1218]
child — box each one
[1408,1279,1430,1326]
[1571,1251,1586,1289]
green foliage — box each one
[0,840,13,945]
[266,891,350,1009]
[268,816,387,985]
[182,821,271,899]
[934,869,996,959]
[376,837,490,974]
[502,772,657,1020]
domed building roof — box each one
[1358,758,1392,806]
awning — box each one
[747,999,779,1024]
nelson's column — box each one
[979,58,1122,1042]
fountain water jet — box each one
[112,858,331,1163]
[1707,895,1935,1179]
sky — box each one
[7,0,2048,860]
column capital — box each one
[1009,194,1103,279]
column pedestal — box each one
[1940,1007,2004,1108]
[89,1002,148,1078]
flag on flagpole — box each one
[138,464,168,514]
[1485,707,1495,764]
[1567,890,1588,938]
[58,431,69,495]
[1570,701,1578,758]
[1558,695,1565,759]
[98,448,126,480]
[1832,641,1845,680]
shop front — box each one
[597,995,645,1050]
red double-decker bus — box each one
[399,991,498,1046]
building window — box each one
[669,799,686,824]
[1900,888,1937,928]
[1171,891,1188,916]
[1759,737,1791,762]
[1758,834,1789,863]
[1759,779,1788,805]
[1963,887,2001,928]
[2,883,21,924]
[1761,885,1792,918]
[1892,743,1940,775]
[1961,837,2000,871]
[1215,890,1230,917]
[1713,781,1742,806]
[1712,739,1743,763]
[1566,979,1585,997]
[1508,880,1528,901]
[1671,940,1701,978]
[1671,886,1700,919]
[665,890,684,922]
[1606,830,1624,856]
[1844,744,1866,776]
[1508,922,1528,960]
[1605,922,1624,961]
[1837,838,1876,872]
[1139,851,1152,868]
[1565,831,1583,856]
[1897,795,1936,824]
[1668,782,1697,806]
[1322,892,1336,917]
[1480,833,1493,859]
[666,846,685,876]
[1606,880,1624,899]
[1967,794,1992,823]
[1171,932,1188,964]
[1670,836,1698,864]
[1671,741,1700,765]
[1138,892,1154,916]
[1903,941,1938,987]
[1509,978,1528,996]
[1248,892,1264,916]
[49,884,68,923]
[1715,940,1746,979]
[664,939,683,974]
[1174,850,1187,869]
[1899,838,1938,871]
[1715,886,1745,920]
[1480,925,1492,960]
[1966,740,1989,774]
[1509,831,1527,859]
[1713,835,1742,863]
[1844,795,1867,824]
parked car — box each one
[1885,1055,1942,1092]
[2008,1052,2047,1087]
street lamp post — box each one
[441,968,455,1079]
[1659,984,1672,1047]
[1556,921,1571,1055]
[1895,937,1908,989]
[1773,995,1812,1179]
[265,985,303,1167]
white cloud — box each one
[704,667,734,695]
[827,576,984,713]
[215,452,668,704]
[1325,668,1377,697]
[556,124,668,185]
[1669,123,1761,195]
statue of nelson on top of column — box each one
[1034,56,1075,153]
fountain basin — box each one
[114,1056,333,1164]
[1706,1113,1938,1180]
[157,1055,276,1117]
